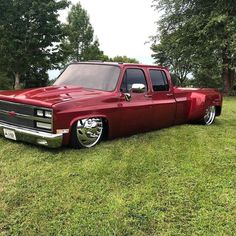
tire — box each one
[70,118,104,148]
[201,106,216,125]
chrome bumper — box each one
[0,122,63,148]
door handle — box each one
[144,94,152,98]
[166,93,174,97]
[124,93,131,102]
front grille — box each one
[0,100,34,116]
[0,100,52,132]
[0,113,34,127]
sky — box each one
[50,0,159,79]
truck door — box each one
[118,68,153,136]
[149,69,176,129]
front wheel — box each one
[70,118,104,148]
[202,106,216,125]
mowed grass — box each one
[0,98,236,235]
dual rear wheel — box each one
[202,106,216,125]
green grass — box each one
[0,97,236,235]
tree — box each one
[62,3,104,63]
[151,33,192,86]
[0,71,13,90]
[82,38,106,61]
[152,0,236,94]
[111,56,139,63]
[22,66,49,89]
[0,0,69,89]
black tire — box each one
[70,118,104,148]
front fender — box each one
[69,114,109,132]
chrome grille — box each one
[0,100,34,116]
[0,100,52,132]
[0,112,34,127]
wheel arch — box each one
[187,92,222,122]
[68,114,110,139]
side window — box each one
[120,69,148,93]
[150,70,169,91]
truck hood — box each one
[0,86,111,107]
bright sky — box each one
[62,0,158,63]
[49,0,158,79]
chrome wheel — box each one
[203,106,216,125]
[76,118,103,148]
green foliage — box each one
[61,3,105,63]
[0,72,13,90]
[22,67,49,89]
[0,0,69,89]
[229,85,236,96]
[111,56,139,63]
[152,0,236,92]
[151,27,193,86]
[190,66,222,89]
[0,98,235,234]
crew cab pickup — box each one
[0,62,223,148]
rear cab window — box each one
[149,69,169,92]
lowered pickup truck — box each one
[0,62,223,148]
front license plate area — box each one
[3,128,17,140]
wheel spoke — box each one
[76,118,103,147]
[77,130,91,143]
[204,106,215,125]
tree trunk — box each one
[14,72,21,90]
[222,48,234,95]
[229,69,235,90]
[222,67,235,95]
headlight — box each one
[36,122,52,130]
[36,110,44,117]
[45,111,52,118]
[35,108,53,131]
[36,109,52,118]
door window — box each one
[120,69,148,93]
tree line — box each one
[0,0,235,94]
[0,1,138,90]
[151,0,236,95]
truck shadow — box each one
[188,119,223,126]
[0,119,225,156]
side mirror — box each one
[130,83,146,93]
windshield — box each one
[54,64,120,91]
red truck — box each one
[0,62,223,148]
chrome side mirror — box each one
[130,83,146,93]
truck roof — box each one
[69,61,168,70]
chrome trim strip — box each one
[0,110,51,123]
[0,99,52,111]
[0,122,63,148]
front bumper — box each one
[0,122,63,148]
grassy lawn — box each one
[0,97,236,235]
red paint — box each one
[8,111,16,117]
[0,63,223,145]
